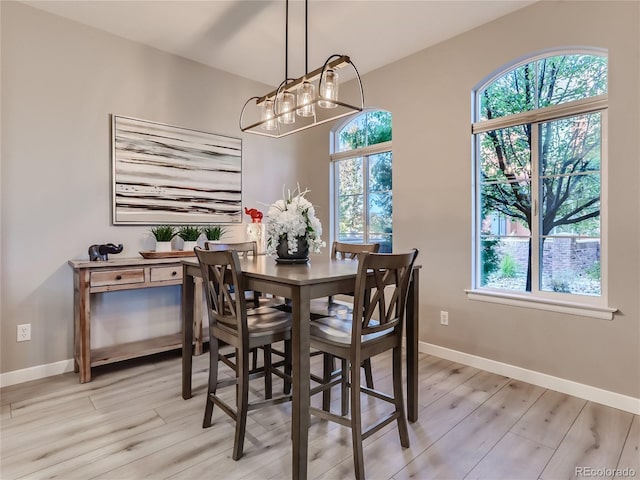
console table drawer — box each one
[150,266,182,282]
[90,268,145,287]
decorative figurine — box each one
[244,207,263,223]
[88,243,124,261]
[245,207,265,254]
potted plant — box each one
[177,226,202,251]
[150,225,176,252]
[203,225,227,242]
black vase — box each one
[276,236,309,260]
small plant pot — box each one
[155,241,172,253]
[182,240,198,252]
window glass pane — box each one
[479,235,530,291]
[537,55,607,108]
[365,111,392,145]
[542,174,600,236]
[368,192,392,233]
[338,194,363,242]
[336,158,363,195]
[540,238,601,296]
[540,113,601,176]
[540,113,601,238]
[479,63,535,121]
[369,152,392,192]
[370,233,393,253]
[479,126,531,183]
[338,116,367,152]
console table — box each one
[68,256,203,383]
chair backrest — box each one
[351,249,419,341]
[194,247,247,335]
[205,241,258,258]
[331,241,380,260]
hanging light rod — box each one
[239,0,364,139]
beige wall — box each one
[0,2,304,373]
[305,0,639,398]
[2,0,638,402]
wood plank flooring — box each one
[1,350,637,480]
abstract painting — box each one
[112,115,242,225]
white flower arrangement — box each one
[266,185,326,256]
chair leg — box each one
[341,358,349,416]
[284,339,292,395]
[251,347,258,372]
[232,348,250,460]
[350,359,365,480]
[321,353,334,411]
[203,338,220,428]
[393,346,410,448]
[363,359,374,389]
[263,345,273,400]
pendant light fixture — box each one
[239,0,364,138]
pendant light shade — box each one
[296,81,316,117]
[239,0,364,139]
[261,99,277,131]
[276,91,296,124]
[318,68,338,108]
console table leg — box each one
[74,269,92,383]
[193,277,204,356]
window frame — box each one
[330,110,392,250]
[468,49,615,319]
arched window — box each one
[331,110,392,252]
[472,49,607,304]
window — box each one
[331,110,392,252]
[472,50,607,304]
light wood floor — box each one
[1,349,638,480]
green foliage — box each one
[500,253,518,278]
[339,111,391,150]
[586,261,601,280]
[481,237,501,283]
[150,225,176,242]
[203,225,226,241]
[177,226,202,241]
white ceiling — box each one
[23,0,536,87]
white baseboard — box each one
[0,359,75,388]
[420,342,640,415]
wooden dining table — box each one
[181,254,420,480]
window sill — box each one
[465,289,617,320]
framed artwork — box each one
[112,115,242,225]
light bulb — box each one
[276,91,296,124]
[296,81,316,117]
[319,68,339,108]
[261,99,277,131]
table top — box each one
[182,254,362,286]
[182,254,421,286]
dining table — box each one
[181,253,420,480]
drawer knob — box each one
[115,275,122,281]
[172,271,177,276]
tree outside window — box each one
[474,51,606,298]
[333,111,392,252]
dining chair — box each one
[204,241,291,393]
[311,241,381,403]
[194,247,292,460]
[205,240,279,308]
[309,249,419,479]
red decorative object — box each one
[245,207,263,223]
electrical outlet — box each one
[440,311,449,326]
[17,324,31,342]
